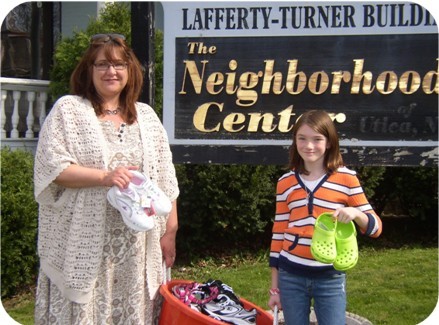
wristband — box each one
[269,288,280,296]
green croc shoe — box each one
[333,221,358,271]
[311,213,337,264]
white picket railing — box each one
[1,77,50,153]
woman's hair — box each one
[288,110,344,174]
[70,34,144,124]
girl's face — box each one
[92,48,128,100]
[295,124,329,168]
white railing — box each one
[1,77,50,153]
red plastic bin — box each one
[159,279,274,325]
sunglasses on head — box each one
[90,33,126,44]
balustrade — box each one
[1,77,50,152]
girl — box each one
[268,110,382,325]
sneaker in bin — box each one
[201,280,257,325]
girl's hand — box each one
[334,207,368,228]
[268,292,282,311]
[333,207,358,223]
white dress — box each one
[35,121,163,324]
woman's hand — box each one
[160,231,176,268]
[54,164,138,189]
[102,166,139,189]
[161,201,178,268]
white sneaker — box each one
[106,171,172,232]
[107,184,155,232]
[129,171,172,217]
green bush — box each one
[1,147,39,298]
[370,166,438,247]
[353,166,386,214]
[390,167,438,221]
[175,164,282,260]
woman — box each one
[34,33,179,324]
[268,110,382,325]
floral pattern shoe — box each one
[333,221,358,271]
[311,213,337,264]
[130,171,172,217]
[107,183,155,232]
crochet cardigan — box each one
[34,95,179,303]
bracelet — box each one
[269,288,280,296]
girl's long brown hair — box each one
[288,110,344,175]
[70,36,144,124]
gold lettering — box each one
[192,103,297,133]
[351,59,375,94]
[308,71,329,95]
[236,72,259,107]
[286,60,307,95]
[193,102,222,132]
[223,113,246,132]
[206,72,224,95]
[376,71,398,94]
[422,59,439,94]
[331,71,351,94]
[278,105,296,133]
[261,60,285,95]
[247,113,276,132]
[179,60,208,94]
[179,57,437,112]
[399,71,421,94]
[226,60,238,95]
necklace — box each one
[301,174,324,206]
[103,108,120,115]
[305,187,312,206]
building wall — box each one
[60,1,164,37]
[61,2,99,37]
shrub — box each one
[353,166,386,214]
[175,164,282,260]
[1,147,39,298]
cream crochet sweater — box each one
[34,95,179,304]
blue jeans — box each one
[278,268,346,325]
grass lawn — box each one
[2,247,438,324]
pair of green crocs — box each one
[310,213,358,271]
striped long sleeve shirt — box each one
[269,167,382,276]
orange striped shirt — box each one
[269,167,382,275]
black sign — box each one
[163,2,438,166]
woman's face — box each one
[92,48,128,101]
[295,123,329,167]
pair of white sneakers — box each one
[107,171,172,232]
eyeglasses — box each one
[90,33,126,44]
[93,61,128,71]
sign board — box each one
[162,1,438,166]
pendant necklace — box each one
[302,177,321,206]
[305,187,312,206]
[104,108,120,115]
